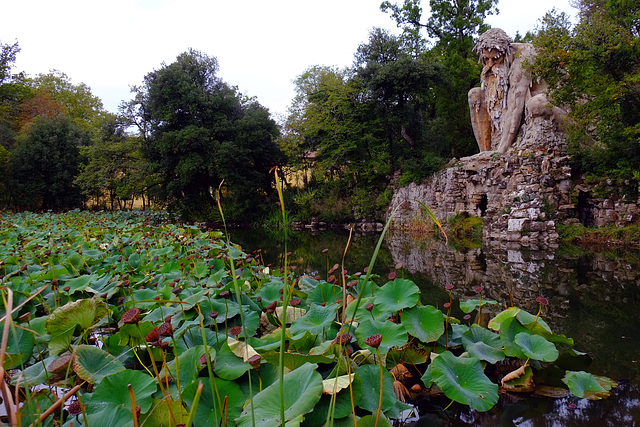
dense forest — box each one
[0,0,638,224]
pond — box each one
[230,227,640,426]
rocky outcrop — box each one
[387,113,640,248]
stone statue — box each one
[468,28,564,153]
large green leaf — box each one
[304,375,362,426]
[85,369,157,424]
[400,305,444,344]
[429,351,499,412]
[514,332,559,362]
[355,364,398,415]
[461,325,505,364]
[213,341,251,380]
[488,307,520,331]
[2,325,35,369]
[459,299,499,314]
[344,296,393,323]
[562,371,617,400]
[236,363,323,427]
[355,319,408,353]
[289,303,339,336]
[374,279,420,313]
[72,344,125,384]
[306,281,342,305]
[182,378,245,426]
[45,297,108,355]
[167,345,216,391]
[499,316,533,359]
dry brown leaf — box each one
[501,363,528,386]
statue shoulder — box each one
[511,43,536,61]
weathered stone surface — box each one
[387,31,639,247]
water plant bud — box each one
[229,326,242,337]
[290,299,301,307]
[475,286,483,294]
[158,322,173,337]
[365,334,383,349]
[333,333,352,345]
[248,354,261,369]
[387,271,397,280]
[365,303,374,311]
[146,327,160,342]
[122,307,141,324]
[219,290,231,299]
[445,284,454,291]
[443,302,451,309]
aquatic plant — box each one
[0,209,616,426]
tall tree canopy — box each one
[135,49,283,221]
[532,0,640,190]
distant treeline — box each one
[0,0,637,223]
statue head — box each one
[473,28,513,71]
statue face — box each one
[481,48,505,70]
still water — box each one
[229,228,640,426]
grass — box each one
[557,223,640,249]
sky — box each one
[1,0,576,119]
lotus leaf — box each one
[72,344,125,384]
[562,370,618,400]
[214,341,251,380]
[374,278,419,313]
[513,332,559,362]
[45,297,108,355]
[429,351,498,412]
[167,344,216,391]
[182,378,245,426]
[355,319,408,353]
[289,303,339,336]
[355,364,399,415]
[459,299,499,314]
[461,325,505,364]
[400,305,444,343]
[85,369,157,424]
[236,362,323,427]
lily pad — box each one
[374,279,420,313]
[182,378,245,426]
[72,344,125,384]
[461,325,505,364]
[236,362,323,427]
[355,364,398,415]
[429,351,498,412]
[45,297,108,355]
[562,371,617,400]
[85,369,157,418]
[513,332,559,362]
[289,303,339,336]
[355,319,408,353]
[400,305,444,344]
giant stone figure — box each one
[468,28,565,154]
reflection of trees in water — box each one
[386,231,640,426]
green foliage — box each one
[0,211,619,425]
[134,49,283,221]
[9,116,89,210]
[532,1,640,181]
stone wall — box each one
[387,113,640,248]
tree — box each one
[532,2,640,189]
[380,0,499,55]
[27,71,107,138]
[9,116,89,210]
[75,115,150,210]
[135,49,282,221]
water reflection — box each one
[229,228,640,426]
